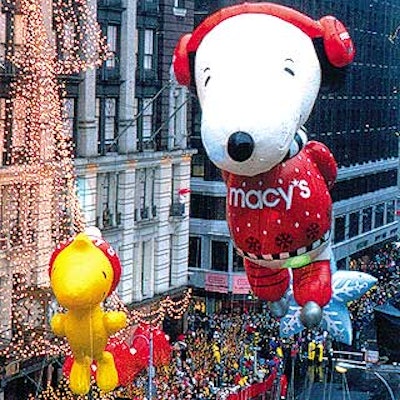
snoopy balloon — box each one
[173,3,355,327]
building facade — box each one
[188,0,400,311]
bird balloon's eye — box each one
[102,271,107,279]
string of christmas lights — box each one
[106,288,193,342]
[0,1,190,396]
[52,0,110,74]
[27,378,119,400]
[0,0,97,362]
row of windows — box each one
[333,200,396,243]
[315,130,398,167]
[190,170,398,219]
[309,101,398,136]
[190,106,399,173]
[0,5,162,153]
[77,165,185,230]
[120,234,181,303]
[331,170,397,202]
[0,90,170,161]
[189,200,397,273]
[189,236,244,272]
[0,5,159,78]
[190,194,225,220]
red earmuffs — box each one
[49,233,122,296]
[173,2,355,86]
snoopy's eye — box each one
[284,58,295,77]
[284,67,295,76]
[203,67,211,87]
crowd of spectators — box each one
[123,242,400,400]
[348,242,400,348]
[126,308,287,399]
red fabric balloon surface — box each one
[62,337,141,387]
[131,323,172,368]
[106,337,142,386]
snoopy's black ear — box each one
[313,38,348,93]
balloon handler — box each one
[49,227,127,395]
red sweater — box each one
[223,141,337,260]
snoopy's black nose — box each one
[227,131,254,162]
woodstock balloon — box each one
[173,2,355,328]
[49,227,127,395]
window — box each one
[189,236,201,268]
[62,98,76,146]
[190,194,226,220]
[142,98,153,140]
[1,184,37,247]
[233,249,244,272]
[106,25,118,69]
[334,216,345,243]
[336,258,347,270]
[104,98,117,146]
[13,13,25,59]
[211,240,229,272]
[173,0,187,16]
[143,29,154,70]
[331,170,397,202]
[362,207,373,233]
[386,200,395,224]
[349,212,359,238]
[136,97,154,149]
[56,20,75,64]
[375,203,385,228]
[76,177,90,221]
[141,240,152,297]
[97,172,120,229]
[135,168,156,221]
[0,11,6,70]
[97,98,118,154]
[191,154,205,177]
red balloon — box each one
[62,338,143,387]
[62,354,74,377]
[106,337,142,386]
[131,324,172,368]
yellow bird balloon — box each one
[49,227,127,395]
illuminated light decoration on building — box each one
[106,288,193,337]
[27,377,120,400]
[51,0,110,74]
[0,0,107,363]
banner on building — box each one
[232,275,251,294]
[205,273,228,293]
